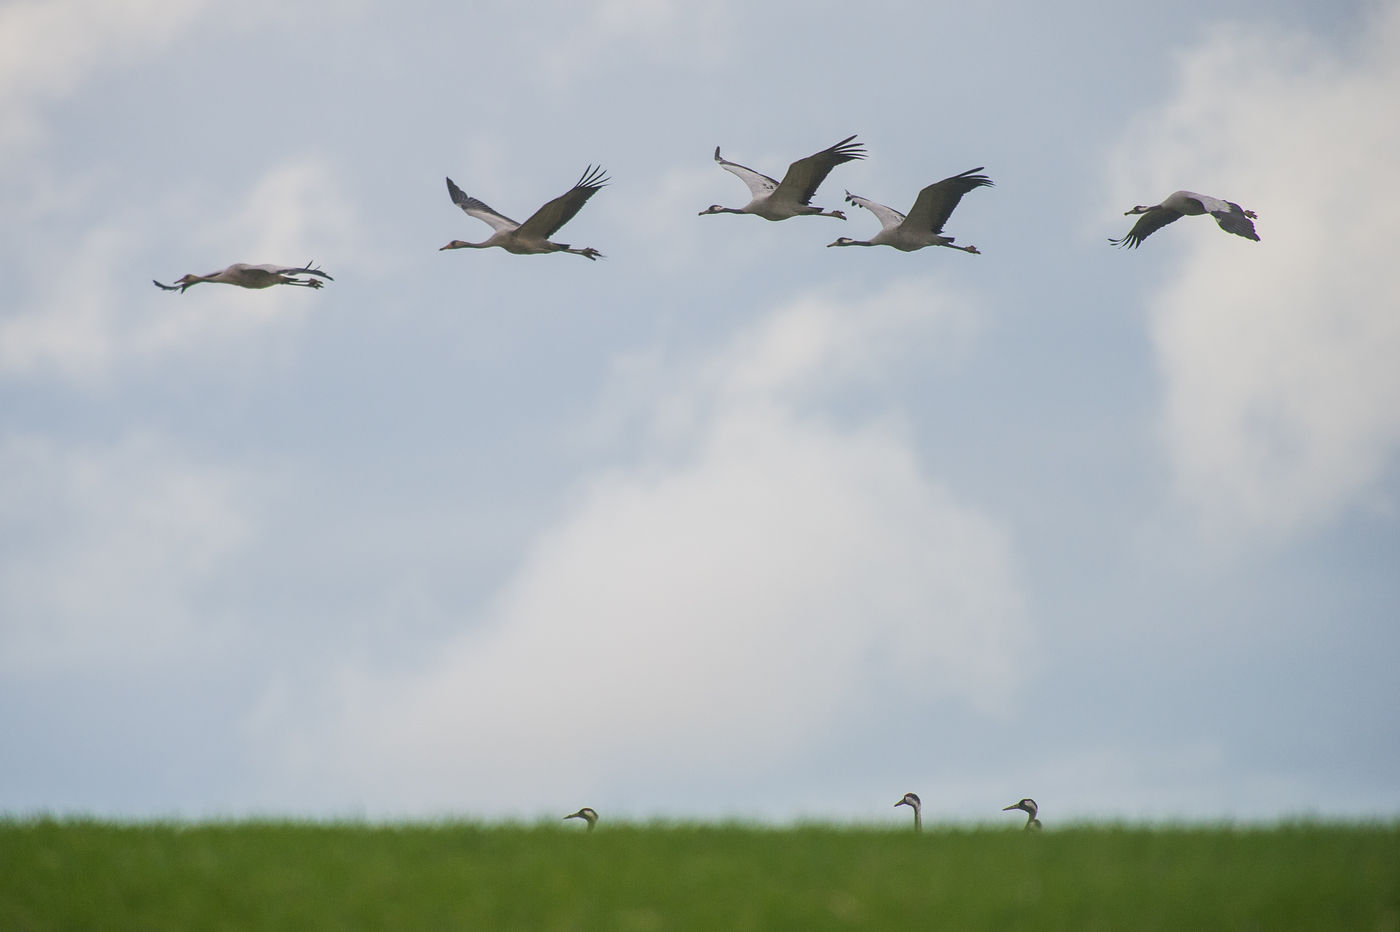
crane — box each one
[152,262,332,293]
[894,792,922,832]
[829,167,992,252]
[1002,798,1042,831]
[700,135,866,220]
[564,807,598,832]
[1110,191,1259,248]
[441,166,609,259]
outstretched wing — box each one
[516,165,609,240]
[905,168,993,234]
[250,261,334,281]
[1210,202,1260,241]
[1109,206,1181,248]
[774,135,866,206]
[446,177,520,232]
[713,147,780,199]
[843,191,905,231]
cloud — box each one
[0,0,339,154]
[0,433,257,675]
[251,279,1028,816]
[211,158,362,265]
[1111,7,1400,544]
[0,0,208,153]
[585,278,982,456]
[530,0,734,83]
[0,155,358,384]
[1018,741,1312,822]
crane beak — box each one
[1002,804,1018,811]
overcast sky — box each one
[2,0,1397,826]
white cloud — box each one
[251,279,1028,816]
[703,279,980,402]
[212,158,362,265]
[1112,7,1400,544]
[0,0,207,152]
[0,433,256,674]
[586,278,981,456]
[524,0,734,84]
[0,0,343,154]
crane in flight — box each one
[152,262,332,293]
[829,167,993,253]
[700,135,866,221]
[1110,190,1259,248]
[441,166,609,259]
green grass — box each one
[2,819,1397,930]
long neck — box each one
[913,804,922,832]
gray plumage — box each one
[700,135,866,220]
[1110,190,1259,248]
[830,167,993,252]
[152,262,332,293]
[441,166,609,259]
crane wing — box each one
[249,262,334,280]
[515,165,609,240]
[773,135,866,206]
[1109,206,1181,248]
[905,168,993,234]
[1210,202,1260,241]
[446,177,520,232]
[843,191,905,231]
[713,147,779,198]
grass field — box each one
[2,819,1396,930]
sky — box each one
[1,0,1397,826]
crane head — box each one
[152,274,202,293]
[1002,798,1037,816]
[564,807,598,827]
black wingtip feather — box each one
[575,164,610,191]
[445,177,467,203]
[829,134,867,162]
